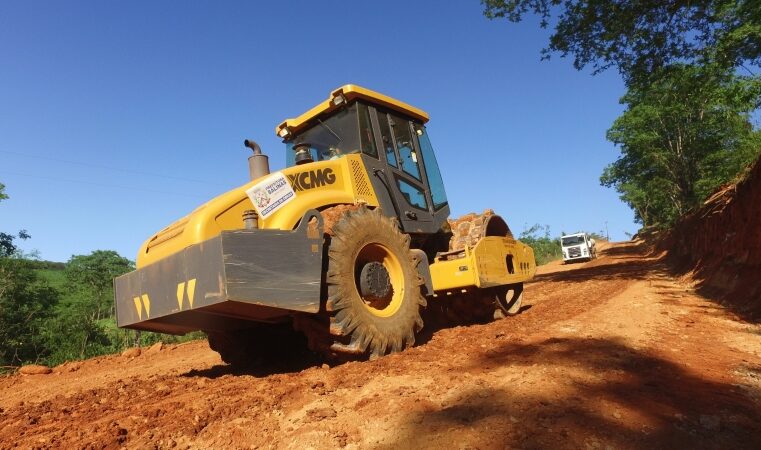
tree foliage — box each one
[481,0,761,82]
[483,0,761,227]
[65,251,134,320]
[0,183,31,258]
[519,224,562,265]
[0,257,59,366]
[0,230,30,259]
[601,64,761,226]
[0,182,57,366]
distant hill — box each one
[25,259,66,271]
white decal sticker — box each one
[245,172,296,219]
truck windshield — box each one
[285,104,361,167]
[561,236,585,246]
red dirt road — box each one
[1,242,760,449]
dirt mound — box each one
[18,365,52,375]
[659,158,761,320]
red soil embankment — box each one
[660,158,761,320]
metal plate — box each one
[114,210,324,334]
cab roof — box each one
[275,84,429,138]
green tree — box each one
[0,183,31,258]
[0,182,59,368]
[601,64,761,226]
[481,0,761,82]
[65,250,134,321]
[41,251,135,362]
[482,1,761,226]
[519,224,562,265]
[0,229,30,258]
[0,257,59,366]
[43,300,112,364]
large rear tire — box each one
[324,207,426,359]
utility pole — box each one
[604,221,609,241]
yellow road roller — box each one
[114,85,536,365]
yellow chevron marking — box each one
[141,294,151,318]
[133,296,142,319]
[187,278,196,308]
[176,282,186,310]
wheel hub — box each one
[359,261,392,300]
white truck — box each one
[561,232,596,263]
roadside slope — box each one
[660,158,761,320]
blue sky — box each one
[0,1,633,263]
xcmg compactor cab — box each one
[115,85,536,365]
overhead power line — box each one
[0,170,209,199]
[0,149,229,187]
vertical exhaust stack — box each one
[244,139,270,181]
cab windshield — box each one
[285,103,364,167]
[561,235,585,246]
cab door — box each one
[370,108,435,233]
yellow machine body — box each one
[276,84,429,137]
[428,237,536,292]
[137,154,379,269]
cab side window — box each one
[377,113,398,167]
[358,103,378,158]
[397,179,427,210]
